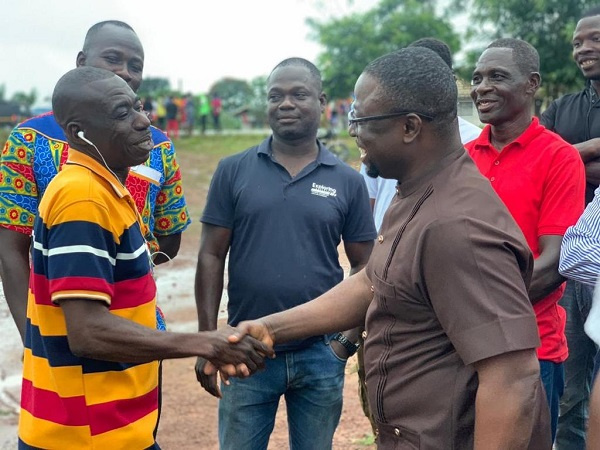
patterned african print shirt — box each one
[0,112,191,253]
[20,150,159,449]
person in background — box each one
[466,38,586,443]
[194,57,376,449]
[540,7,600,448]
[0,20,190,344]
[165,96,179,139]
[143,95,155,122]
[184,93,196,137]
[197,93,210,134]
[155,96,167,130]
[211,93,222,131]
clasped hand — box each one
[195,321,275,398]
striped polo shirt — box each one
[19,150,160,449]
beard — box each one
[365,162,380,178]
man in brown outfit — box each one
[223,47,551,449]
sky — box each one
[1,0,380,107]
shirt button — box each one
[494,160,500,165]
[361,330,368,339]
[490,176,495,182]
[377,235,384,243]
[394,428,401,436]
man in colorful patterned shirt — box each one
[0,20,190,342]
[19,66,270,450]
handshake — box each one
[194,320,276,398]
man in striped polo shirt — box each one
[19,66,271,449]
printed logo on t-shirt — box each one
[311,183,337,198]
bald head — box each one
[52,66,117,129]
[82,20,137,53]
[51,65,152,174]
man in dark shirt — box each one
[194,57,375,450]
[227,47,551,449]
[540,7,600,449]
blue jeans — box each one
[556,280,599,450]
[540,360,565,444]
[218,336,346,450]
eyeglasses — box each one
[348,111,434,126]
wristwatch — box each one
[333,332,360,356]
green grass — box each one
[171,132,360,161]
[352,433,376,446]
[0,126,359,164]
[171,134,271,158]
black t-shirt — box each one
[540,83,600,203]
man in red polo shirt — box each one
[466,38,586,444]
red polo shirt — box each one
[465,117,585,362]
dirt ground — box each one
[157,340,376,450]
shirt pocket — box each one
[378,423,420,449]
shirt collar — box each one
[397,146,465,198]
[257,136,339,166]
[471,117,544,152]
[65,149,130,199]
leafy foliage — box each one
[138,77,171,98]
[308,0,460,98]
[209,78,253,112]
[452,0,598,99]
[10,90,37,109]
[248,76,268,127]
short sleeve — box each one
[152,139,191,236]
[201,159,235,229]
[421,217,539,366]
[341,174,377,242]
[0,127,39,234]
[539,101,557,130]
[42,200,117,305]
[538,144,585,237]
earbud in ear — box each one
[77,130,95,147]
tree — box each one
[11,89,37,110]
[452,0,597,100]
[138,77,171,98]
[248,76,268,127]
[308,0,460,99]
[209,78,253,112]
